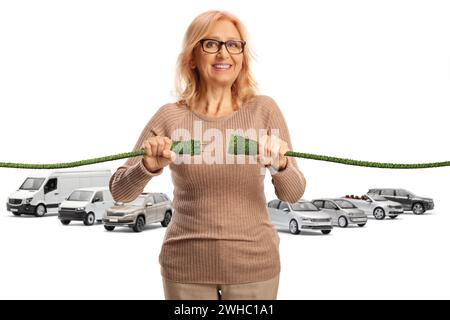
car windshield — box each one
[292,202,319,211]
[334,199,357,209]
[19,178,45,191]
[67,191,93,201]
[128,196,147,207]
[370,195,387,201]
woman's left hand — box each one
[257,134,289,171]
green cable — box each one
[0,140,201,170]
[0,136,448,169]
[227,135,450,169]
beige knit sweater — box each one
[109,95,306,284]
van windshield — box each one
[68,191,93,201]
[20,178,45,191]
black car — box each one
[367,188,434,215]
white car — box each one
[342,194,404,220]
[312,198,368,228]
[268,199,333,235]
[58,187,114,226]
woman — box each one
[109,10,306,300]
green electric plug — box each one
[171,139,201,156]
[227,134,259,155]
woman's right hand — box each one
[141,136,174,173]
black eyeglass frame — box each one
[198,38,246,55]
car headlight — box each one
[25,198,33,204]
[76,207,86,211]
[301,218,312,222]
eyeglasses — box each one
[199,38,246,55]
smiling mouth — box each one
[212,64,232,70]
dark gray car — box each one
[367,188,434,215]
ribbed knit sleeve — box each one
[109,105,168,203]
[265,97,307,203]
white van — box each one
[6,170,111,217]
[58,187,114,226]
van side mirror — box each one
[146,202,153,207]
[93,198,100,203]
[335,207,340,210]
[282,208,289,212]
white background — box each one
[0,0,449,299]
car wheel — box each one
[358,223,366,227]
[373,207,386,220]
[133,216,145,233]
[83,212,95,226]
[321,230,331,235]
[161,211,172,227]
[338,216,348,228]
[104,225,115,231]
[35,204,46,217]
[412,203,425,215]
[389,215,398,219]
[289,219,300,234]
[60,220,70,225]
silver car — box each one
[312,198,368,228]
[268,199,333,235]
[342,194,403,220]
[103,192,173,232]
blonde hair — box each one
[175,10,258,110]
